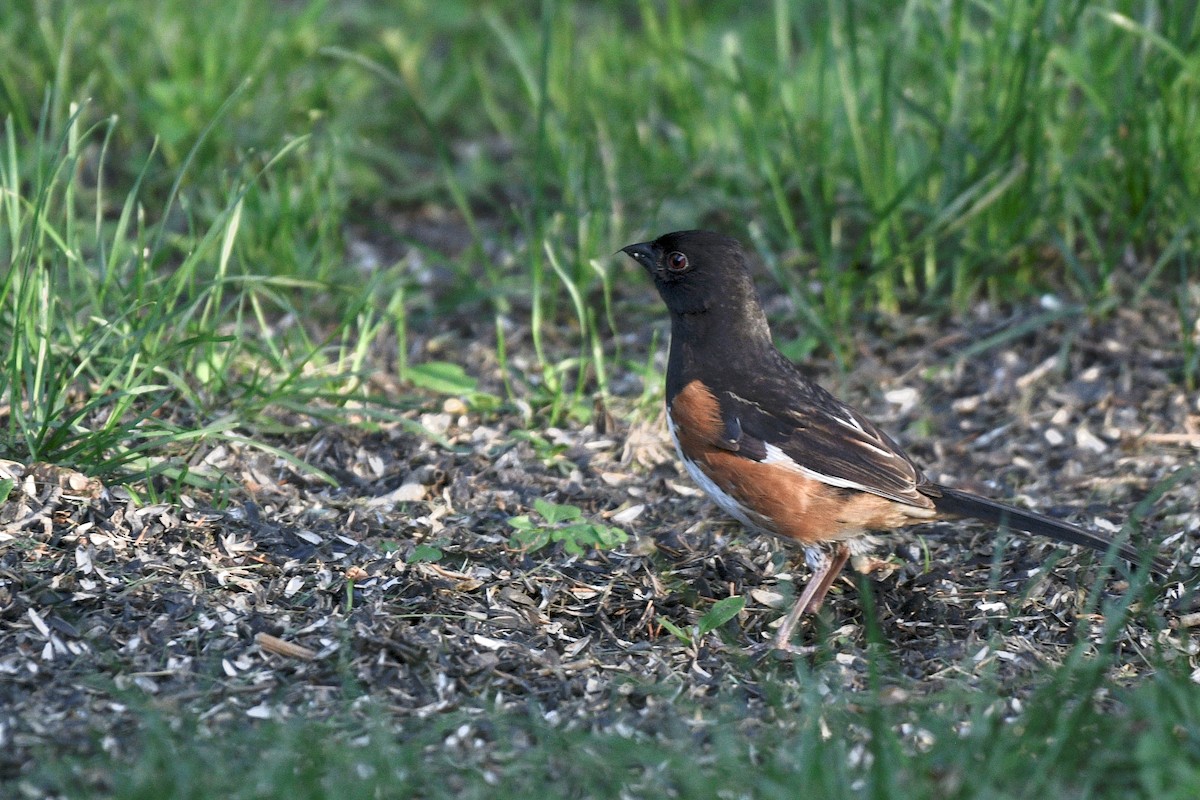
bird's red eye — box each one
[666,251,689,272]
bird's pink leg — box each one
[771,544,851,652]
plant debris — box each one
[1,295,1197,784]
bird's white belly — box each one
[666,412,767,533]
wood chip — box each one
[1140,432,1200,446]
[255,633,318,661]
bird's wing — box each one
[710,373,932,509]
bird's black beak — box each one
[620,241,658,272]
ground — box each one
[3,277,1196,788]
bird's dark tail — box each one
[930,484,1169,577]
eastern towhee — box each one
[622,229,1167,651]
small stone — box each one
[610,504,644,524]
[952,395,981,413]
[1074,425,1107,454]
[884,386,919,414]
[392,483,427,503]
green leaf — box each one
[509,503,628,556]
[510,528,551,552]
[698,596,745,636]
[508,515,534,531]
[407,544,443,563]
[589,524,627,549]
[534,498,582,524]
[556,529,585,555]
[0,479,12,504]
[657,617,692,644]
[405,361,478,395]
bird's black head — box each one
[621,230,770,340]
[621,230,746,315]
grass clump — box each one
[24,638,1200,800]
[0,104,359,490]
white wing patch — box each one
[849,436,896,459]
[762,442,878,494]
[832,411,899,458]
[832,412,865,432]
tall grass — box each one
[4,1,1197,440]
[0,100,361,489]
[322,0,1200,380]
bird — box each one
[621,229,1167,652]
